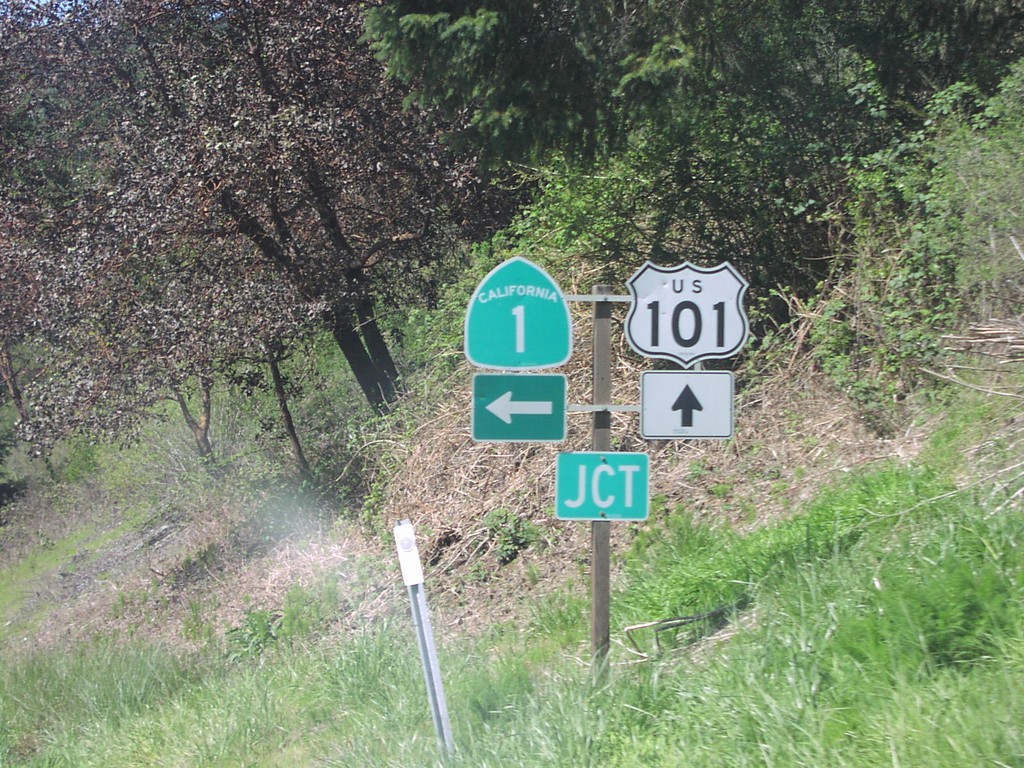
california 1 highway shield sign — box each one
[625,261,750,367]
[464,257,572,370]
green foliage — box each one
[367,5,1024,438]
[832,551,1019,673]
[368,0,1024,343]
[365,1,616,164]
[225,607,281,661]
[918,385,1010,478]
[805,292,904,432]
[47,437,101,486]
[810,62,1024,417]
[225,575,343,663]
[281,578,341,642]
[368,0,1024,171]
[5,5,1024,765]
[278,585,313,638]
[923,62,1024,316]
[822,0,1023,106]
[526,591,589,649]
[484,507,539,564]
[0,403,20,495]
[618,463,953,626]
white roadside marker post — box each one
[393,519,454,758]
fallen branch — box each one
[922,368,1024,399]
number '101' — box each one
[647,301,726,348]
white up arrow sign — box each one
[486,391,553,424]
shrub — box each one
[814,61,1024,416]
[226,608,281,661]
[485,507,539,564]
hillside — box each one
[0,321,931,655]
[3,4,1024,763]
[2,313,1024,765]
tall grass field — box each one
[2,440,1023,766]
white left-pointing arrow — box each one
[485,391,553,424]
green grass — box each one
[0,507,152,643]
[614,461,954,630]
[3,375,1024,767]
[0,525,100,636]
[3,455,1023,767]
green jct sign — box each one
[556,452,650,521]
[472,374,567,442]
[464,257,572,370]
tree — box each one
[365,0,621,164]
[367,0,1024,164]
[366,0,1024,298]
[0,209,322,455]
[1,0,508,430]
[821,0,1024,106]
[367,0,850,289]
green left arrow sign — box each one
[472,374,567,442]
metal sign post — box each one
[393,520,454,758]
[591,285,613,667]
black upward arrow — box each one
[672,385,703,427]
